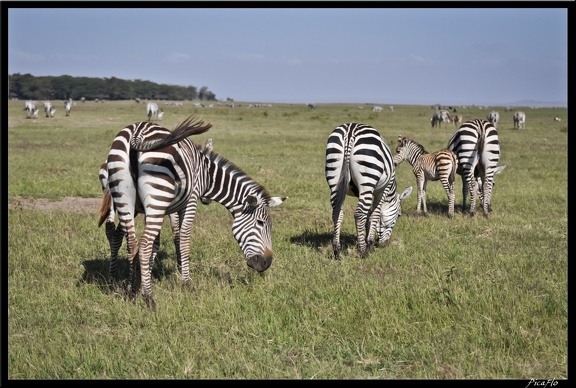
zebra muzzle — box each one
[246,248,273,272]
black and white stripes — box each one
[325,122,409,259]
[447,119,502,217]
[102,117,286,307]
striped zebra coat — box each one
[98,137,215,278]
[325,123,411,260]
[394,136,458,217]
[513,111,526,129]
[102,117,286,307]
[447,119,502,217]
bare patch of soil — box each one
[10,196,102,213]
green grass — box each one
[7,99,567,379]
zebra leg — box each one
[105,221,124,279]
[354,205,370,258]
[168,213,182,271]
[138,215,165,309]
[461,174,469,215]
[466,173,478,217]
[421,179,429,216]
[481,176,494,218]
[447,180,455,218]
[176,199,200,288]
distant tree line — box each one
[8,73,217,102]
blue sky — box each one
[7,6,568,106]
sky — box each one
[6,6,569,107]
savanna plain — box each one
[7,100,567,379]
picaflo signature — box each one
[525,379,559,388]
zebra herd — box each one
[23,99,73,118]
[98,113,505,308]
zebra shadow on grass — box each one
[290,229,357,252]
[402,200,461,217]
[78,250,178,297]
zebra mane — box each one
[131,116,212,151]
[402,137,427,154]
[205,150,271,200]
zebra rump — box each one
[447,119,501,217]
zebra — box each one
[65,99,72,116]
[43,101,53,118]
[487,110,500,128]
[98,137,215,279]
[32,109,39,119]
[393,136,458,217]
[431,110,451,128]
[23,100,36,118]
[325,122,411,260]
[103,117,286,307]
[513,111,526,129]
[447,119,501,217]
[146,102,159,120]
[372,106,383,112]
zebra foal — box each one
[104,117,286,307]
[325,123,411,260]
[394,136,458,217]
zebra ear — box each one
[399,186,413,201]
[268,196,287,208]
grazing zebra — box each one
[447,119,501,217]
[23,100,36,118]
[487,110,500,128]
[325,122,411,260]
[65,99,72,116]
[103,117,286,307]
[393,136,458,217]
[98,137,216,278]
[146,102,159,120]
[513,111,526,129]
[372,106,383,112]
[554,116,561,122]
[43,101,53,118]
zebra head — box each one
[233,194,287,272]
[376,185,412,246]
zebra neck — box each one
[407,150,424,166]
[202,153,266,212]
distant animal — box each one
[554,116,561,122]
[372,106,383,112]
[146,102,159,120]
[447,119,502,217]
[452,114,463,127]
[32,109,39,119]
[157,110,164,120]
[65,99,72,116]
[325,122,412,260]
[513,111,526,129]
[43,101,53,118]
[394,136,458,217]
[487,110,500,128]
[431,110,451,128]
[23,100,36,119]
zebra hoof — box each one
[143,294,156,310]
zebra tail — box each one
[98,186,112,227]
[131,116,213,151]
[334,149,351,220]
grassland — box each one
[7,99,567,379]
